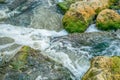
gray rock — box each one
[0,46,73,80]
[0,37,14,45]
[30,7,63,31]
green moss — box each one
[57,2,70,13]
[10,46,31,70]
[111,56,120,74]
[0,0,5,3]
[109,0,120,10]
[63,17,88,33]
[109,5,120,10]
[57,0,76,13]
[110,0,118,3]
[97,21,120,31]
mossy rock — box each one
[62,0,110,33]
[63,15,89,33]
[82,56,120,80]
[0,46,73,80]
[111,56,120,74]
[57,2,70,13]
[57,0,77,13]
[109,0,120,9]
[10,46,35,70]
[97,21,120,31]
[0,0,5,3]
[96,9,120,31]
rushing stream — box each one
[0,0,120,80]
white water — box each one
[85,24,100,32]
[0,24,120,80]
[0,24,68,50]
[0,24,90,79]
[0,0,120,79]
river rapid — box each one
[0,0,120,80]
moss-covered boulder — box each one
[62,0,109,33]
[82,56,120,80]
[96,9,120,31]
[109,0,120,10]
[0,46,72,80]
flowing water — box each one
[0,0,120,80]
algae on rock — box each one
[62,0,109,33]
[0,46,73,80]
[82,56,120,80]
[96,9,120,31]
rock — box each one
[57,0,80,13]
[0,0,5,3]
[7,0,27,10]
[96,9,120,31]
[109,0,120,10]
[82,56,120,80]
[0,37,14,45]
[30,7,63,31]
[62,0,109,33]
[0,46,72,80]
[6,0,63,30]
[0,10,7,22]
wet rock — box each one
[57,0,80,13]
[0,37,14,45]
[82,56,120,80]
[109,0,120,10]
[30,7,63,31]
[0,10,7,22]
[0,46,72,80]
[7,0,27,10]
[6,11,32,27]
[62,0,109,33]
[96,9,120,31]
[5,0,63,30]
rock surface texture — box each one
[82,56,120,80]
[62,0,109,33]
[96,9,120,31]
[0,46,72,80]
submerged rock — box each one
[96,9,120,31]
[0,46,72,80]
[82,56,120,80]
[0,10,7,22]
[45,30,120,79]
[62,0,109,33]
[0,37,14,45]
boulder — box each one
[96,9,120,31]
[82,56,120,80]
[0,46,72,80]
[62,0,109,33]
